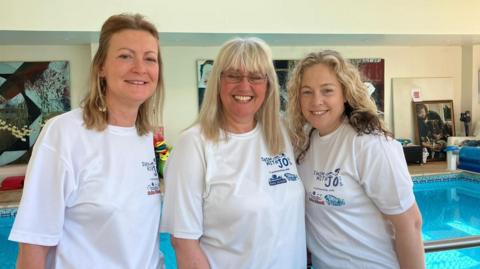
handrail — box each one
[424,235,480,253]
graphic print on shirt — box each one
[261,153,298,186]
[142,158,161,195]
[308,168,345,206]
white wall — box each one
[0,44,464,144]
[161,45,462,144]
[2,0,480,35]
[471,45,480,135]
[0,45,91,108]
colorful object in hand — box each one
[153,129,170,178]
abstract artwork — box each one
[197,59,213,109]
[273,60,297,114]
[0,61,71,166]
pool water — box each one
[414,173,480,269]
[0,208,177,268]
[3,172,480,269]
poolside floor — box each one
[408,161,449,175]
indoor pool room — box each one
[2,2,480,269]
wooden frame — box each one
[413,100,455,161]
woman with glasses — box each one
[161,37,306,269]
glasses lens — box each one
[248,75,266,84]
[222,72,266,84]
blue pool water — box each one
[3,172,480,268]
[413,172,480,269]
[0,208,177,268]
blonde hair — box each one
[287,50,391,163]
[197,37,284,155]
[81,13,164,135]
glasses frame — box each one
[220,71,268,85]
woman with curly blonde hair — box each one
[287,50,424,269]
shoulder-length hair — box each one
[287,50,391,163]
[197,37,284,155]
[81,13,164,135]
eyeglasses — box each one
[221,72,267,84]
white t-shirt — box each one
[161,124,306,269]
[9,109,163,269]
[299,121,415,269]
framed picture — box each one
[413,100,455,161]
[0,61,71,166]
[196,59,214,109]
[273,60,297,114]
[350,58,384,114]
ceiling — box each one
[2,31,480,47]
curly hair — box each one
[287,50,391,163]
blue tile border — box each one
[0,208,17,218]
[412,171,480,184]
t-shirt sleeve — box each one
[355,135,415,215]
[160,129,206,240]
[9,123,75,246]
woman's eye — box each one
[146,57,158,63]
[228,75,241,80]
[118,54,132,60]
[301,89,312,95]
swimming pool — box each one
[0,207,177,268]
[2,172,480,268]
[413,172,480,269]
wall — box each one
[472,46,480,125]
[161,45,462,144]
[0,44,463,145]
[2,0,480,35]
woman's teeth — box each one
[234,95,252,102]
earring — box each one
[97,77,107,112]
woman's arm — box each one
[383,203,425,269]
[16,243,51,269]
[171,237,210,269]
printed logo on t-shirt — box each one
[308,191,345,206]
[308,190,325,205]
[142,159,161,195]
[308,168,345,206]
[314,168,343,188]
[261,153,298,186]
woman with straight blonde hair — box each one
[161,37,306,269]
[10,13,165,268]
[287,50,424,269]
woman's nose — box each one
[312,91,324,105]
[132,58,147,73]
